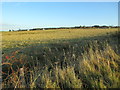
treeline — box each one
[9,25,118,32]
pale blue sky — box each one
[1,2,118,31]
[1,0,119,2]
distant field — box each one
[2,28,118,49]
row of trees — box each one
[9,25,118,32]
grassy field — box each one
[2,28,120,88]
[2,28,118,49]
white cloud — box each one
[0,23,36,31]
[0,23,23,31]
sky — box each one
[1,0,120,2]
[1,2,118,31]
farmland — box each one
[1,28,120,88]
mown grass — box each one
[2,28,120,88]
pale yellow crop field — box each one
[2,28,118,49]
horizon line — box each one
[1,25,118,31]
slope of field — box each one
[2,28,120,88]
[2,28,118,49]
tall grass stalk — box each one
[2,41,120,88]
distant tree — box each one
[18,29,21,31]
[101,25,109,29]
[82,26,85,28]
[93,25,100,28]
[9,30,11,32]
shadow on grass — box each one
[2,31,120,86]
[2,31,119,53]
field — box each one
[1,28,120,88]
[2,28,118,49]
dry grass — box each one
[2,28,118,49]
[2,40,120,88]
[2,28,120,88]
